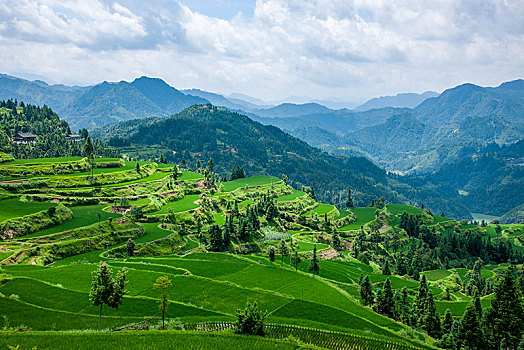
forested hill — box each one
[0,75,208,130]
[0,99,117,159]
[95,104,470,218]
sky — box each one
[0,0,522,103]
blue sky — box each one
[0,0,522,103]
[178,0,255,19]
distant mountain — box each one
[0,75,208,130]
[354,91,438,111]
[182,89,250,111]
[0,74,85,112]
[254,103,333,118]
[95,104,470,218]
[269,95,360,110]
[406,140,524,217]
[500,203,524,224]
[227,93,268,106]
[416,80,524,126]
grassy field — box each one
[0,331,300,350]
[179,170,204,180]
[0,156,507,349]
[152,195,200,214]
[275,190,305,202]
[339,207,376,231]
[221,176,280,192]
[387,204,422,215]
[303,203,335,217]
[0,198,56,222]
[21,204,119,238]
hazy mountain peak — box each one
[354,91,438,111]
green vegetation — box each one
[0,152,522,349]
[340,207,376,230]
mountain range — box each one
[1,73,522,220]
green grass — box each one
[296,241,330,252]
[1,156,83,165]
[137,223,174,243]
[421,270,451,281]
[221,176,280,192]
[339,207,376,231]
[0,278,219,321]
[152,195,200,214]
[386,204,422,215]
[21,205,119,238]
[214,212,226,225]
[335,210,351,220]
[303,203,335,217]
[275,190,305,202]
[0,251,13,261]
[179,170,204,180]
[0,198,56,222]
[0,331,299,350]
[50,161,150,178]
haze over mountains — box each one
[0,73,522,220]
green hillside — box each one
[94,104,471,219]
[0,155,523,349]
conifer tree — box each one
[346,189,354,209]
[308,245,320,275]
[126,238,135,257]
[377,278,395,318]
[267,245,276,263]
[442,309,454,335]
[359,275,374,306]
[382,259,391,275]
[208,224,223,251]
[420,292,441,339]
[458,304,483,349]
[485,265,524,349]
[278,239,288,268]
[413,275,429,321]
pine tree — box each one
[420,292,441,339]
[382,259,391,275]
[208,225,223,251]
[346,189,354,209]
[413,275,429,321]
[267,245,276,263]
[472,286,482,319]
[377,278,395,318]
[458,304,483,349]
[485,265,524,349]
[442,309,454,335]
[331,231,341,250]
[359,275,374,306]
[308,245,320,275]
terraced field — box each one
[1,155,522,349]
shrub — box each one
[234,302,267,336]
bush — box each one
[234,302,267,336]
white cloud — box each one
[0,0,522,101]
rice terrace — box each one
[0,148,523,349]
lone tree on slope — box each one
[89,262,128,331]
